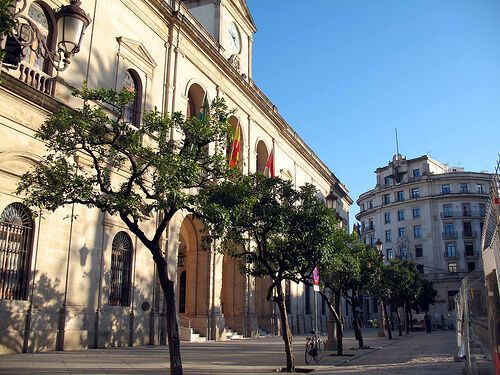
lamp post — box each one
[324,191,338,351]
[375,238,386,337]
[7,0,91,71]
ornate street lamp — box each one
[325,191,337,210]
[8,0,91,71]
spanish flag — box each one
[264,147,274,177]
[229,122,241,168]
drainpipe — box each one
[93,214,107,349]
[22,211,42,353]
[56,167,78,351]
[128,235,138,346]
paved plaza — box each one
[0,329,464,374]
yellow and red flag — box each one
[264,147,275,177]
[229,122,241,168]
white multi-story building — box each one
[356,154,490,318]
[0,0,351,354]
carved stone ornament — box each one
[228,54,240,71]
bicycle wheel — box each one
[305,341,315,365]
[315,339,325,363]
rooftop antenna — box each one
[395,128,400,156]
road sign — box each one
[313,266,320,285]
[313,285,320,292]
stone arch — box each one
[170,211,209,335]
[185,81,209,118]
[227,115,245,171]
[123,69,143,127]
[255,139,270,174]
[0,152,43,177]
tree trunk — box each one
[275,282,295,372]
[383,302,392,340]
[320,290,340,353]
[405,304,410,334]
[155,250,183,375]
[334,291,343,356]
[396,307,402,337]
[351,296,364,348]
[409,308,414,332]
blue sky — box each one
[246,0,500,224]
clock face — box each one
[228,22,241,54]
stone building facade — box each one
[0,0,351,354]
[356,154,490,320]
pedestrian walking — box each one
[424,312,432,334]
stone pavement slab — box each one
[0,329,464,374]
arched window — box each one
[109,232,133,306]
[23,2,55,73]
[256,140,269,174]
[186,83,206,119]
[0,203,34,300]
[123,70,143,127]
[227,116,243,171]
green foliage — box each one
[413,278,437,312]
[199,173,336,289]
[320,229,382,304]
[381,259,422,308]
[0,0,15,62]
[17,85,233,240]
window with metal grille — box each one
[0,203,34,300]
[109,232,133,306]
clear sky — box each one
[246,0,500,225]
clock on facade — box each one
[227,22,241,54]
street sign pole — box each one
[313,266,320,334]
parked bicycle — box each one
[305,329,324,364]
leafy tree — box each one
[413,278,437,313]
[317,228,381,353]
[0,1,15,63]
[371,264,394,339]
[318,226,352,355]
[342,239,380,348]
[16,85,232,375]
[199,173,335,372]
[384,259,420,336]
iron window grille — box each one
[0,203,34,301]
[109,231,133,306]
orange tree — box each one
[16,85,232,375]
[199,173,336,372]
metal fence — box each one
[456,270,492,375]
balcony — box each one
[440,210,485,219]
[444,251,459,259]
[361,226,375,234]
[464,252,479,259]
[5,62,55,95]
[462,230,478,239]
[408,176,423,183]
[423,271,468,281]
[440,211,455,219]
[442,231,458,240]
